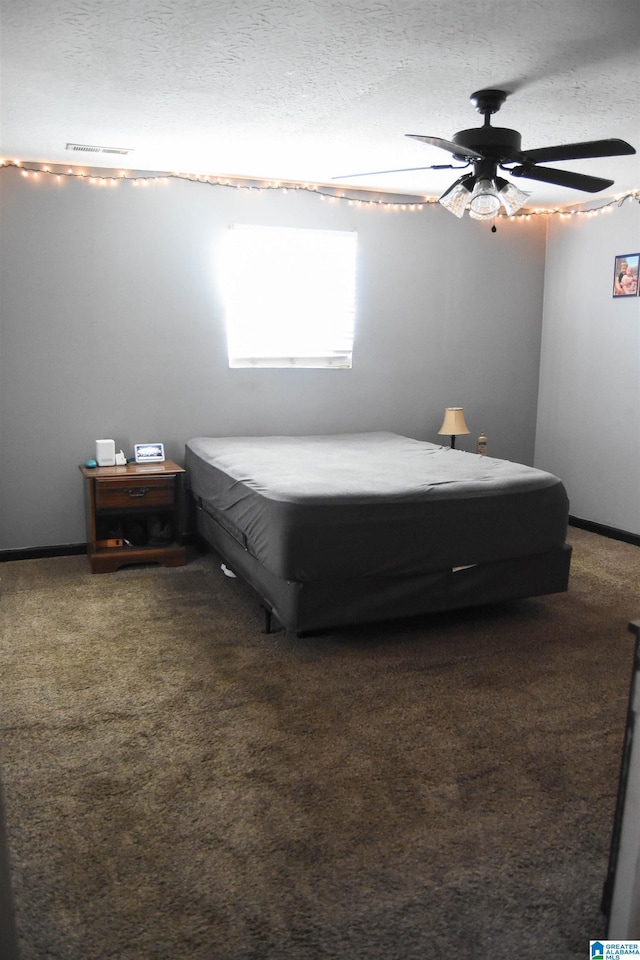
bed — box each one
[184,432,571,634]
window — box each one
[219,224,357,368]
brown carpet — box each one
[0,526,639,959]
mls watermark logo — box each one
[591,942,640,958]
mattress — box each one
[184,432,569,582]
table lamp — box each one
[438,407,470,449]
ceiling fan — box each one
[334,88,636,219]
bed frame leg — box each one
[261,605,286,634]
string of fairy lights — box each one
[2,158,639,220]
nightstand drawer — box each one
[95,476,176,510]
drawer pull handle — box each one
[125,487,150,498]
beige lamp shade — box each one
[438,407,470,437]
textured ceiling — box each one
[1,0,639,207]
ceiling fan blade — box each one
[332,163,462,180]
[405,134,484,162]
[509,163,614,193]
[519,138,636,164]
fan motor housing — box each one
[452,126,522,162]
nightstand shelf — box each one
[79,461,187,573]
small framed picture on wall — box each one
[612,252,639,297]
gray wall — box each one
[1,166,547,550]
[535,198,640,535]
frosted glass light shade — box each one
[495,177,531,216]
[438,407,470,437]
[469,179,501,217]
[438,176,473,218]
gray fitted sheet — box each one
[184,432,569,582]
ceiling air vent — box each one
[66,143,133,156]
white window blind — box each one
[219,224,357,368]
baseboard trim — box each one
[569,516,640,547]
[0,544,86,562]
[0,534,199,564]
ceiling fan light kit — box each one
[335,88,636,221]
[437,172,530,220]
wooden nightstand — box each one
[79,460,187,573]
